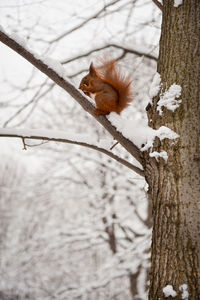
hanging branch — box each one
[0,128,144,177]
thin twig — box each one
[47,0,121,44]
[110,142,119,150]
[152,0,163,11]
[22,137,27,150]
[62,43,157,64]
[24,140,49,147]
[3,79,53,127]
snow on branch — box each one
[0,128,144,177]
[0,28,143,167]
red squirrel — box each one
[79,59,133,115]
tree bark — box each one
[145,1,200,299]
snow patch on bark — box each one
[141,126,179,152]
[149,72,161,101]
[149,151,168,162]
[157,84,182,115]
[179,284,189,300]
[163,285,177,297]
[174,0,183,7]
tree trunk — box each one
[144,1,200,299]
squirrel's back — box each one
[95,59,133,114]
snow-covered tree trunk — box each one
[144,1,200,299]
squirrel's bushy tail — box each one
[95,58,134,114]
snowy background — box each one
[0,1,161,299]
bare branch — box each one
[152,0,163,11]
[3,79,53,127]
[0,29,143,166]
[110,141,119,150]
[22,137,27,150]
[0,128,144,177]
[24,140,49,147]
[46,0,122,44]
[62,43,158,64]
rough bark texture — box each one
[145,1,200,299]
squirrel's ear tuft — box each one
[89,62,97,76]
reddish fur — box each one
[79,58,133,115]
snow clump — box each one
[179,284,189,300]
[157,84,182,115]
[174,0,183,7]
[163,285,177,297]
